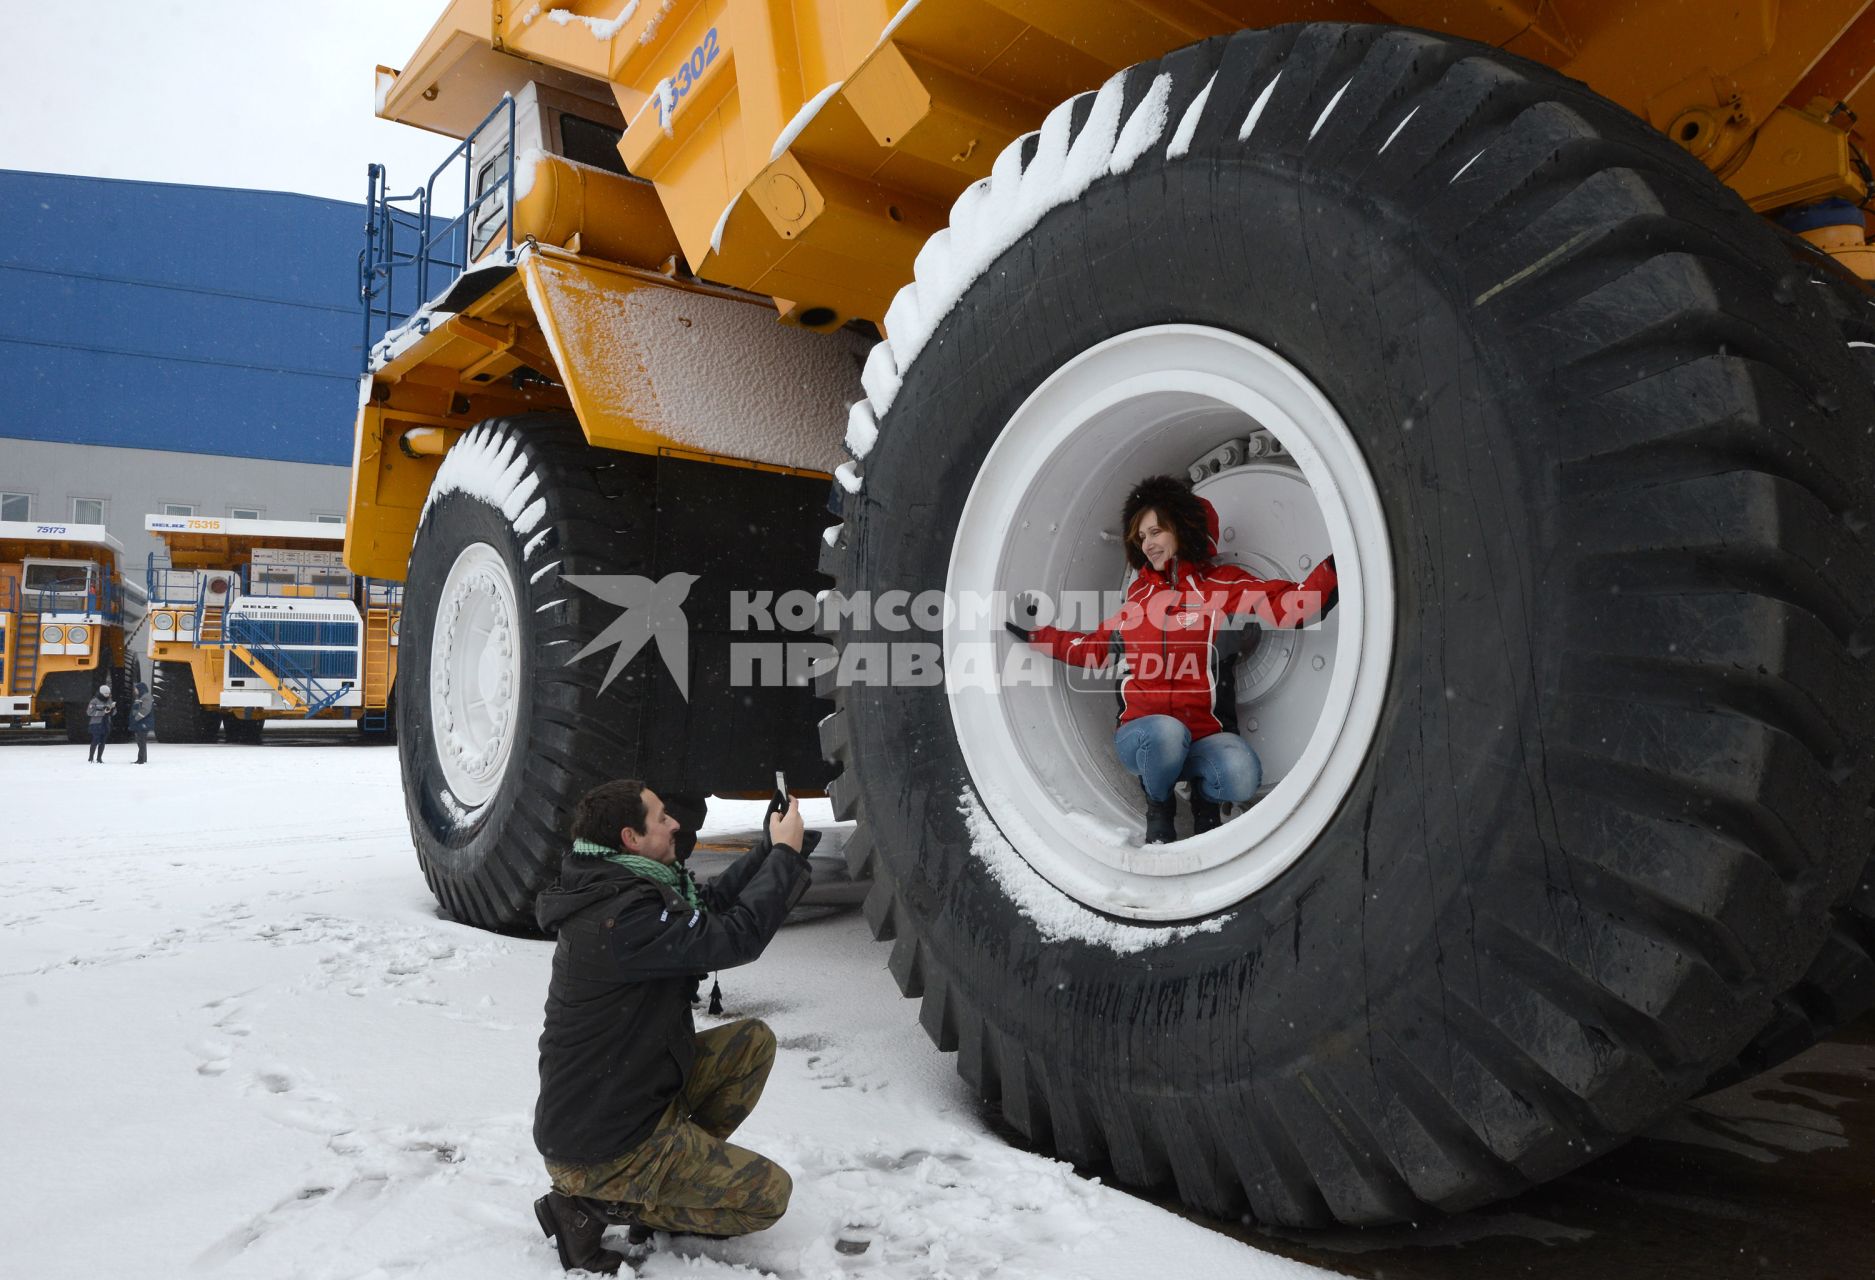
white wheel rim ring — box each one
[430,542,522,808]
[944,325,1395,920]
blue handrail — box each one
[359,95,518,369]
[2,570,132,700]
[364,578,405,608]
[146,552,203,606]
[19,569,130,626]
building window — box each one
[72,497,105,524]
[229,507,262,521]
[1,492,29,522]
[164,503,196,517]
[314,514,344,525]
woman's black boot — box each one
[1189,793,1222,834]
[1143,785,1179,844]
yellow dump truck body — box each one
[0,522,144,726]
[348,0,1875,578]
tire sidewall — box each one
[399,487,539,892]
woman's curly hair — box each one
[1120,474,1212,571]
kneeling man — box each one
[533,779,811,1273]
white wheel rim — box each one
[944,325,1394,920]
[430,542,522,807]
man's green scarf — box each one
[572,837,701,910]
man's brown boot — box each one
[534,1192,626,1274]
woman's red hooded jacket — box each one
[1025,502,1337,740]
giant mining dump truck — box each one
[348,0,1875,1226]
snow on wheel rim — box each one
[945,325,1394,921]
[430,542,522,808]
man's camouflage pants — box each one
[545,1018,792,1238]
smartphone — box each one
[772,770,789,815]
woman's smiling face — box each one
[1131,508,1178,573]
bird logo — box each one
[560,572,700,699]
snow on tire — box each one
[817,24,1875,1225]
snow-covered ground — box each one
[0,729,1330,1279]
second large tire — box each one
[819,24,1875,1225]
[153,661,220,743]
[399,416,650,929]
[401,413,841,930]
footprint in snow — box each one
[802,1049,883,1094]
[764,1139,1110,1279]
[188,1038,233,1076]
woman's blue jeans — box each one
[1113,715,1262,804]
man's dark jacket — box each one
[532,834,811,1165]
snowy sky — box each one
[5,1,457,205]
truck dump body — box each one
[377,0,1875,323]
[350,0,1874,577]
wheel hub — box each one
[431,542,521,807]
[943,325,1395,920]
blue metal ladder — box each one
[223,613,349,718]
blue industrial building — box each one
[0,169,369,552]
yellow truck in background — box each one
[0,521,145,740]
[346,0,1875,1227]
[144,515,401,743]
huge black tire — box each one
[222,714,265,745]
[153,661,221,743]
[402,414,836,930]
[1707,262,1875,1088]
[61,700,87,745]
[818,24,1875,1226]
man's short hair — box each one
[571,779,649,849]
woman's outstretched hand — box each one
[1006,590,1043,641]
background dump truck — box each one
[350,0,1875,1226]
[145,516,401,744]
[0,521,145,740]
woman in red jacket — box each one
[1008,475,1337,844]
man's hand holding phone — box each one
[768,796,804,852]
